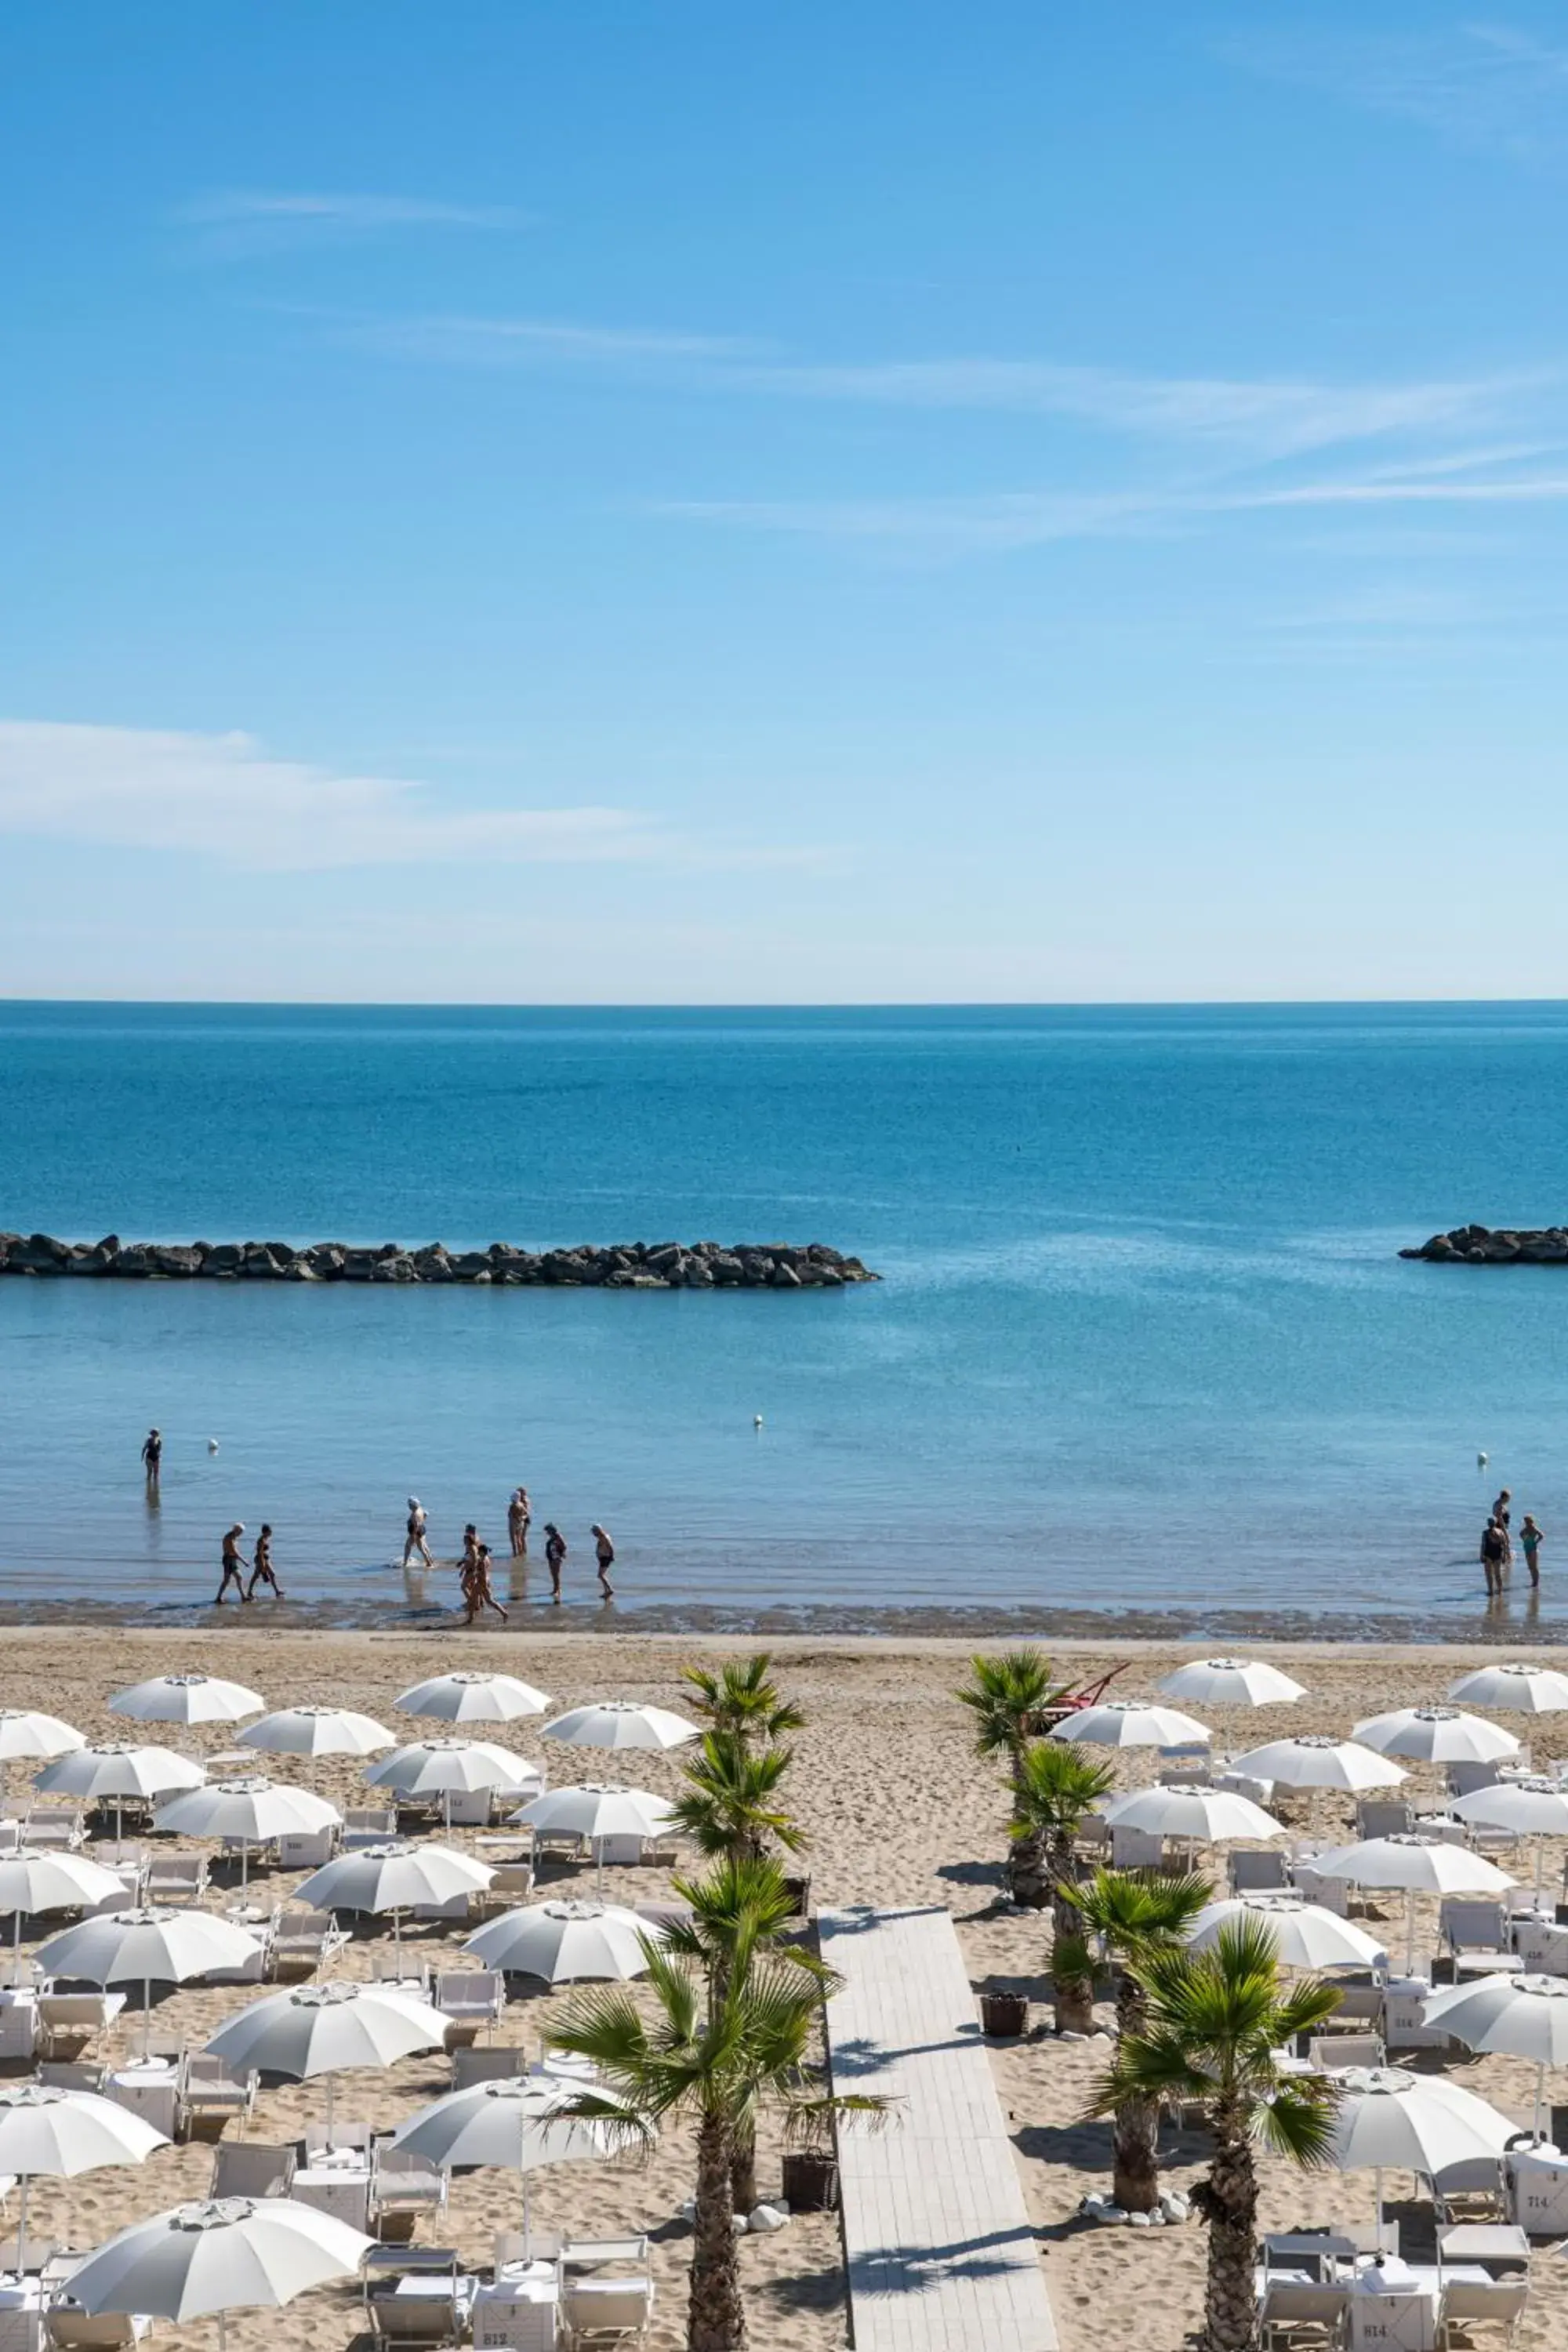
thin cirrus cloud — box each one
[0,722,830,875]
[178,189,527,259]
[330,303,1538,464]
[1220,20,1568,160]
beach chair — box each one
[1259,2278,1349,2351]
[344,1808,399,1849]
[493,2230,561,2274]
[37,1992,123,2058]
[181,2051,258,2139]
[1109,1825,1165,1870]
[277,1826,338,1870]
[24,1808,85,1851]
[363,2249,469,2352]
[1440,1900,1523,1980]
[146,1852,209,1906]
[0,1994,40,2060]
[1356,1799,1414,1842]
[368,1951,430,1992]
[1308,2031,1385,2071]
[270,1907,348,1976]
[451,2042,528,2091]
[1229,1849,1290,1895]
[1437,2278,1529,2347]
[434,1969,504,2044]
[477,1863,535,1915]
[44,2310,151,2350]
[211,2140,296,2199]
[557,2241,654,2351]
[370,2143,449,2242]
[38,2063,106,2093]
[1447,1762,1504,1801]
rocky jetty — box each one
[0,1232,878,1289]
[1401,1224,1568,1265]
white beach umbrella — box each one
[390,2076,624,2258]
[509,1783,675,1889]
[0,1709,85,1761]
[542,1701,701,1752]
[109,1675,264,1726]
[1425,1972,1568,2139]
[0,1848,126,1958]
[1102,1785,1286,1844]
[34,1744,205,1852]
[1155,1657,1306,1708]
[153,1777,343,1895]
[1184,1894,1388,1972]
[395,1672,550,1725]
[1451,1777,1568,1896]
[1312,1834,1515,1972]
[365,1739,541,1830]
[205,1981,449,2144]
[1050,1700,1211,1749]
[1327,2064,1517,2245]
[1229,1735,1406,1792]
[466,1900,661,1984]
[1447,1664,1568,1715]
[60,2195,372,2348]
[237,1707,396,1758]
[1352,1707,1520,1765]
[0,2082,166,2270]
[292,1842,492,1951]
[35,1906,263,2054]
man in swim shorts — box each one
[216,1523,249,1605]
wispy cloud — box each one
[0,723,833,874]
[329,303,1535,464]
[1221,20,1568,161]
[179,190,526,260]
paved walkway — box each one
[820,1904,1058,2352]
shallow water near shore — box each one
[5,998,1568,1633]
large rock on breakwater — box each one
[0,1232,879,1289]
[1401,1224,1568,1265]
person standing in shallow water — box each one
[543,1523,566,1603]
[215,1523,249,1605]
[590,1523,615,1599]
[1494,1489,1514,1573]
[248,1523,284,1600]
[403,1497,434,1570]
[1481,1515,1507,1599]
[1521,1513,1544,1588]
[464,1542,507,1624]
[507,1488,530,1556]
[141,1428,162,1485]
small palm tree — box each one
[683,1654,804,1748]
[554,1907,884,2352]
[1009,1737,1116,1975]
[956,1649,1069,1903]
[1070,1865,1212,2212]
[672,1729,805,1865]
[1089,1917,1342,2352]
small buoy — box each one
[208,1439,220,1454]
[753,1414,764,1431]
[1478,1450,1489,1470]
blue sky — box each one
[2,4,1566,1000]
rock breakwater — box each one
[0,1232,878,1289]
[1401,1224,1568,1265]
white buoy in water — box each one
[208,1438,220,1454]
[753,1414,764,1431]
[1477,1450,1489,1470]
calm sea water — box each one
[1,1001,1566,1631]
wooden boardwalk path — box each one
[820,1904,1058,2352]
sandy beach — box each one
[3,1625,1566,2352]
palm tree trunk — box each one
[729,2122,757,2216]
[689,2108,748,2352]
[1007,1759,1051,1906]
[1111,1978,1160,2213]
[1196,2108,1259,2352]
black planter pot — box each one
[979,1991,1029,2038]
[782,2149,839,2212]
[782,1872,812,1918]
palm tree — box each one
[552,1893,884,2352]
[955,1649,1069,1903]
[666,1853,834,2213]
[683,1654,804,1748]
[1089,1916,1342,2352]
[672,1729,805,1866]
[1069,1864,1212,2212]
[1011,1740,1123,1938]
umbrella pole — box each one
[115,1799,123,1864]
[143,1976,151,2060]
[1375,2169,1385,2255]
[1405,1891,1417,1977]
[1535,1839,1545,1901]
[15,2173,27,2271]
[326,2070,335,2152]
[241,1841,249,1900]
[1535,2060,1545,2144]
[522,2172,531,2265]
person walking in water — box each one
[1521,1512,1544,1588]
[215,1523,249,1605]
[247,1523,284,1600]
[590,1523,615,1600]
[403,1498,433,1570]
[543,1523,566,1603]
[1481,1515,1507,1599]
[141,1428,162,1485]
[464,1542,508,1624]
[507,1487,531,1556]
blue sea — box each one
[2,1001,1566,1635]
